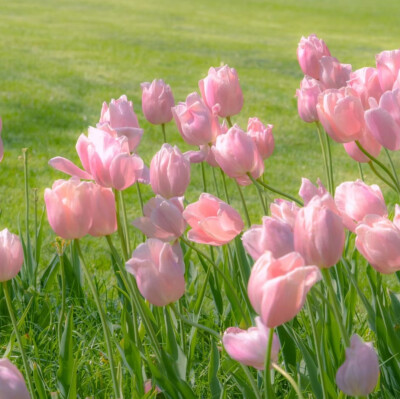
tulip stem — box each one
[235,180,251,227]
[226,116,233,128]
[264,327,275,399]
[322,269,350,346]
[2,281,35,396]
[253,176,268,215]
[119,190,132,255]
[211,166,221,198]
[357,163,365,181]
[75,239,120,399]
[247,174,303,206]
[135,181,144,216]
[367,162,397,192]
[201,162,208,192]
[161,123,167,143]
[384,148,400,188]
[57,251,66,345]
[315,122,333,193]
[240,365,262,399]
[180,237,251,327]
[114,189,129,260]
[325,132,335,192]
[220,168,231,203]
[272,363,304,399]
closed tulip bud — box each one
[242,217,294,260]
[141,79,175,125]
[319,56,352,89]
[126,239,185,306]
[133,196,186,241]
[44,177,93,240]
[212,124,264,186]
[297,34,331,79]
[199,65,243,117]
[172,92,219,146]
[336,334,379,396]
[365,89,400,151]
[347,67,382,109]
[317,87,365,143]
[247,117,275,159]
[294,196,345,268]
[376,49,400,92]
[296,76,324,123]
[248,251,321,327]
[97,95,143,152]
[0,359,30,399]
[150,144,190,198]
[223,317,280,370]
[0,229,24,282]
[335,180,387,232]
[183,193,244,246]
[299,177,327,205]
[270,199,300,229]
[355,205,400,274]
[0,117,3,162]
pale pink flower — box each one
[376,49,400,92]
[270,199,300,229]
[247,117,274,159]
[319,56,352,89]
[0,358,30,399]
[0,229,24,282]
[296,76,325,123]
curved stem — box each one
[264,327,275,399]
[75,240,120,398]
[135,182,144,216]
[315,122,332,193]
[253,176,268,215]
[235,180,251,227]
[226,116,233,128]
[384,148,400,187]
[272,363,304,399]
[161,123,167,143]
[220,168,231,203]
[3,281,34,396]
[357,163,364,181]
[367,162,397,192]
[118,190,132,255]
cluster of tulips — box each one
[0,33,400,398]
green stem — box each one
[136,181,144,216]
[75,240,120,398]
[272,363,304,399]
[201,162,208,193]
[226,116,233,128]
[324,132,335,193]
[253,176,268,215]
[358,163,364,181]
[367,162,397,192]
[57,253,66,345]
[315,122,332,193]
[384,148,400,187]
[220,168,230,203]
[118,190,132,255]
[240,364,262,399]
[264,327,275,399]
[161,123,167,143]
[248,174,303,206]
[211,166,221,198]
[235,180,251,227]
[3,281,34,396]
[114,189,129,260]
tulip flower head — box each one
[247,117,275,159]
[376,49,400,92]
[0,229,24,282]
[0,359,30,399]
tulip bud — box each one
[247,117,275,159]
[0,359,30,399]
[270,199,300,229]
[296,76,324,123]
[318,56,352,89]
[0,229,24,282]
[376,49,400,92]
[347,67,382,109]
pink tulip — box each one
[343,127,381,163]
[317,87,365,143]
[183,193,244,246]
[376,49,400,92]
[355,205,400,274]
[336,334,379,396]
[270,199,300,229]
[248,251,321,327]
[319,56,352,89]
[132,196,186,241]
[296,76,324,123]
[0,229,24,282]
[298,177,327,205]
[199,65,243,117]
[335,180,387,232]
[125,239,185,306]
[49,128,148,190]
[150,144,190,198]
[294,195,345,268]
[144,380,161,394]
[223,317,280,370]
[45,177,93,240]
[141,79,175,125]
[242,217,294,260]
[88,185,117,237]
[0,358,30,399]
[0,117,3,162]
[172,92,220,146]
[97,95,143,152]
[364,89,400,151]
[212,124,264,186]
[297,34,331,79]
[247,117,275,159]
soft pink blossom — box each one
[247,117,274,159]
[319,56,352,89]
[0,358,30,399]
[0,229,24,282]
[296,76,325,123]
[343,127,381,163]
[270,199,300,229]
[376,49,400,92]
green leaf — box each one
[208,339,222,399]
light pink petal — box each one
[49,157,93,180]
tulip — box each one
[317,87,365,143]
[125,239,185,306]
[319,56,352,89]
[44,177,93,240]
[242,217,294,260]
[364,89,400,151]
[199,65,243,117]
[294,195,345,268]
[0,229,24,282]
[150,144,190,198]
[0,117,3,162]
[183,193,244,246]
[97,95,143,152]
[212,124,264,186]
[141,79,175,125]
[172,92,220,146]
[223,317,280,370]
[270,199,300,229]
[336,334,379,396]
[335,180,387,232]
[376,49,400,92]
[247,117,275,159]
[297,34,331,79]
[355,205,400,274]
[49,127,148,190]
[343,127,381,163]
[296,76,324,123]
[248,251,321,327]
[132,196,186,241]
[298,177,327,205]
[0,358,30,399]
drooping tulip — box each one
[296,76,324,123]
[125,239,185,306]
[0,229,24,282]
[318,56,352,89]
[247,117,275,159]
[0,358,30,399]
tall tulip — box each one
[0,229,24,282]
